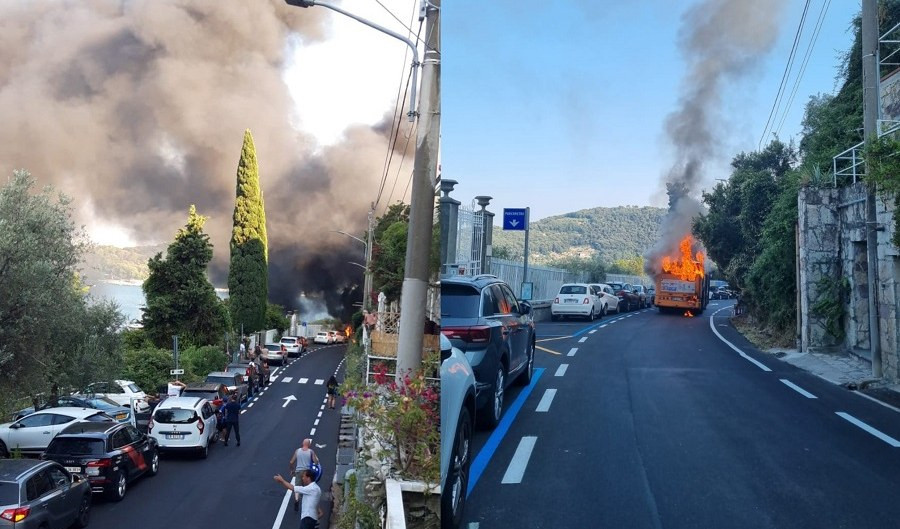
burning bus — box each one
[654,235,709,315]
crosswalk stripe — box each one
[314,379,324,385]
[282,377,293,383]
[298,378,309,384]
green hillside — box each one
[80,243,167,283]
[492,206,667,265]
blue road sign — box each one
[503,208,528,230]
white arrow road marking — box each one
[315,443,326,449]
[502,436,537,484]
[282,395,297,408]
[282,377,293,383]
[314,379,325,385]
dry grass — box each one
[731,313,795,351]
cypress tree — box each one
[228,129,269,333]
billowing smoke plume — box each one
[0,1,414,317]
[645,0,785,276]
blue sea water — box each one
[88,281,228,323]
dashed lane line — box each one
[567,348,577,357]
[578,337,588,343]
[535,389,557,412]
[780,379,817,399]
[555,364,568,377]
[589,329,597,334]
[836,412,900,447]
[501,436,538,484]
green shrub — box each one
[121,347,173,396]
[181,345,229,383]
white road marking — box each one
[314,419,320,426]
[309,427,317,436]
[853,391,900,413]
[578,337,588,343]
[269,376,278,382]
[314,379,325,385]
[535,389,557,412]
[836,412,900,447]
[567,348,577,357]
[501,436,538,484]
[708,307,771,371]
[589,329,597,334]
[240,409,246,414]
[609,321,617,324]
[555,364,568,377]
[248,402,254,407]
[271,476,296,529]
[317,411,323,418]
[297,377,308,384]
[600,324,607,328]
[780,379,817,399]
[282,377,293,383]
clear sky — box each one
[442,1,860,222]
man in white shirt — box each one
[274,470,321,529]
[167,379,186,398]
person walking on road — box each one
[289,439,319,511]
[326,375,338,410]
[274,470,321,529]
[222,394,241,446]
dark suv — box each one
[43,421,159,502]
[181,383,230,407]
[441,275,535,429]
[0,459,91,528]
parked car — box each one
[589,283,621,315]
[148,397,218,459]
[262,344,287,366]
[44,420,159,501]
[225,363,258,396]
[13,396,131,424]
[313,332,332,345]
[0,408,115,458]
[647,287,656,305]
[0,459,91,528]
[440,334,476,529]
[441,275,535,429]
[328,331,341,344]
[279,336,303,357]
[77,380,150,412]
[606,282,641,312]
[204,372,248,403]
[551,283,603,321]
[180,384,230,408]
[632,285,649,308]
[332,330,347,344]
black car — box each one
[225,363,258,396]
[441,275,535,429]
[0,459,91,529]
[43,421,159,502]
[181,383,230,407]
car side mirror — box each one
[10,423,21,429]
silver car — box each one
[440,334,476,529]
[0,459,91,529]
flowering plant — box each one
[343,361,440,485]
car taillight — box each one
[85,458,112,476]
[583,297,590,304]
[196,415,204,434]
[147,418,154,433]
[554,297,560,304]
[441,326,491,343]
[1,507,29,522]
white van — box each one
[148,397,218,458]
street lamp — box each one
[332,226,373,311]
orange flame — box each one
[662,235,705,280]
[683,310,694,318]
[344,325,352,337]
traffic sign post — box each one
[503,208,531,298]
[170,369,185,375]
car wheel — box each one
[108,471,127,501]
[200,439,209,459]
[516,340,535,386]
[0,441,8,459]
[600,304,607,318]
[73,494,91,528]
[588,308,594,322]
[441,405,472,528]
[147,449,159,476]
[482,365,505,428]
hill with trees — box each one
[80,243,167,283]
[491,206,667,265]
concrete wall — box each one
[798,182,900,382]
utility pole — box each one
[364,206,374,311]
[396,0,440,380]
[862,0,882,377]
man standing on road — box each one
[289,439,319,511]
[274,470,321,529]
[222,394,241,447]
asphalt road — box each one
[90,342,347,529]
[463,301,900,528]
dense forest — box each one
[491,206,667,265]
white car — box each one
[79,380,150,412]
[332,330,347,344]
[589,283,621,315]
[314,332,332,345]
[0,407,115,457]
[148,397,218,459]
[440,334,476,527]
[262,344,287,365]
[552,283,605,321]
[279,336,303,357]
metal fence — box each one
[490,258,586,300]
[443,200,483,276]
[604,273,652,287]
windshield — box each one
[280,338,297,344]
[154,408,197,424]
[265,345,281,352]
[441,284,481,318]
[559,285,587,295]
[86,398,120,411]
[205,376,235,386]
[0,482,18,504]
[125,383,141,393]
[47,437,106,456]
[607,283,623,291]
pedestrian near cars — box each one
[274,470,321,529]
[167,379,186,398]
[289,439,319,511]
[222,394,241,446]
[326,375,338,410]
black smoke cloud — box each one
[645,0,785,275]
[0,1,414,318]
